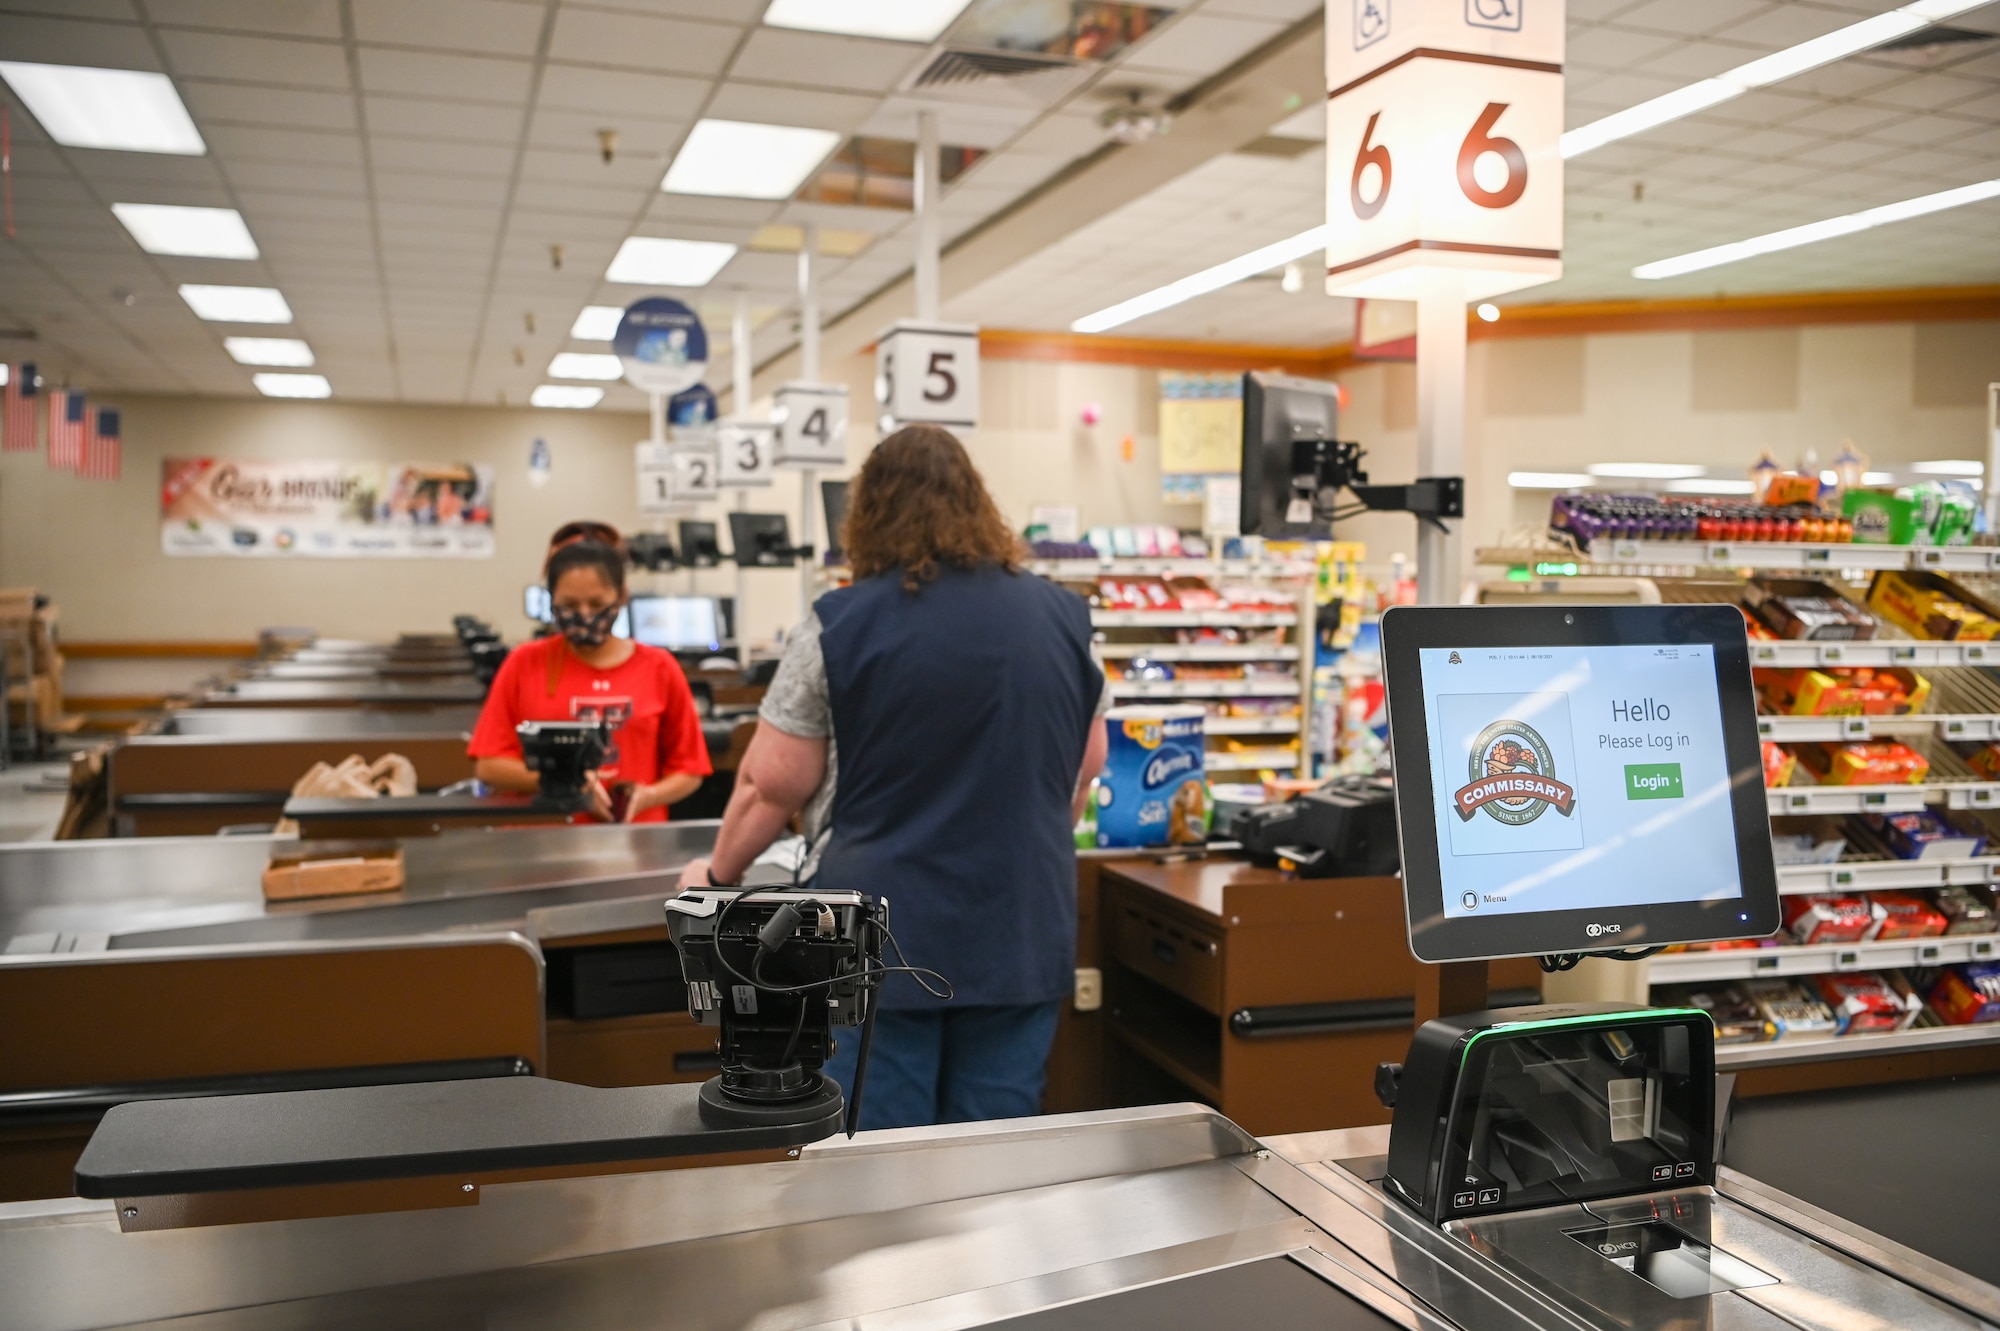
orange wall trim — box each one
[63,641,260,659]
[980,285,2000,372]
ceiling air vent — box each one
[915,47,1077,87]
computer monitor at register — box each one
[1379,603,1781,963]
[627,596,723,652]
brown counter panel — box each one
[546,1011,718,1088]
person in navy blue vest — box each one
[679,424,1109,1129]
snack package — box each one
[1783,894,1873,944]
[1655,983,1774,1044]
[1843,488,1928,545]
[1795,740,1929,786]
[1866,569,2000,641]
[1813,973,1923,1034]
[1937,885,2000,935]
[1742,578,1876,641]
[1929,962,2000,1024]
[1762,740,1796,788]
[1770,832,1845,865]
[1758,666,1929,717]
[1744,979,1839,1038]
[1872,810,1985,861]
[1865,891,1949,939]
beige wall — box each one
[6,318,1996,644]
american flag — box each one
[48,389,85,470]
[82,406,121,481]
[1,362,36,452]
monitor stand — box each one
[1415,959,1488,1024]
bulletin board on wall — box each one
[1158,372,1241,505]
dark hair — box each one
[546,539,627,595]
[549,519,623,553]
[845,424,1021,593]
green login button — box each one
[1625,763,1683,800]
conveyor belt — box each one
[1723,1072,2000,1287]
[986,1258,1396,1331]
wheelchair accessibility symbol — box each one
[1355,0,1389,50]
[1466,0,1521,31]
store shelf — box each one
[1030,558,1315,578]
[1652,933,2000,983]
[1748,639,1997,668]
[1092,609,1298,629]
[1110,679,1300,699]
[1778,855,2000,896]
[1201,716,1301,736]
[1713,1020,2000,1068]
[1766,781,2000,815]
[1096,643,1300,662]
[1760,712,2000,742]
[1205,749,1299,771]
[1756,714,1874,742]
[1480,541,2000,574]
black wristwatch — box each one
[706,866,736,888]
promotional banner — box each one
[161,458,495,558]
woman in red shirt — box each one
[469,540,710,821]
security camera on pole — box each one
[1325,0,1564,607]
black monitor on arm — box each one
[729,512,812,568]
[678,521,722,569]
[1373,602,1781,1227]
[1238,369,1463,537]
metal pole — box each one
[1986,382,1999,536]
[797,224,821,625]
[648,391,664,446]
[914,111,941,323]
[732,291,752,650]
[1414,272,1466,608]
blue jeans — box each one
[821,1001,1062,1131]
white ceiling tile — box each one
[546,8,741,76]
[639,192,784,227]
[180,82,357,131]
[0,13,158,68]
[511,177,656,215]
[356,48,533,104]
[1118,12,1286,78]
[226,160,367,195]
[527,108,687,157]
[204,124,365,168]
[704,82,881,134]
[535,64,708,119]
[729,27,923,94]
[351,0,548,57]
[364,96,527,144]
[517,145,666,189]
[235,191,373,222]
[157,29,351,88]
[147,0,343,37]
[2,0,138,19]
[370,138,518,177]
[67,150,229,191]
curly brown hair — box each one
[844,424,1022,592]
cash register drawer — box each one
[1111,902,1223,1013]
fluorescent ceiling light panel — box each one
[1666,478,1758,495]
[1508,472,1594,489]
[112,203,257,259]
[548,352,623,381]
[762,0,973,42]
[0,61,205,155]
[571,305,624,340]
[1633,177,2000,280]
[252,373,330,399]
[1560,0,1992,158]
[179,284,292,323]
[1862,471,1897,485]
[225,337,314,367]
[1912,459,1984,475]
[663,119,842,199]
[1587,462,1706,479]
[532,385,605,409]
[604,236,738,287]
[1072,225,1330,334]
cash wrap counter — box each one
[0,823,730,1200]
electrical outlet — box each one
[1073,967,1103,1012]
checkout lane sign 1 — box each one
[615,297,707,397]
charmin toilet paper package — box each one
[1096,705,1209,848]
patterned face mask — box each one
[553,602,621,650]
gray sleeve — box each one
[1095,665,1114,719]
[758,611,832,739]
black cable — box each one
[777,988,808,1068]
[711,889,952,1001]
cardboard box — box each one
[261,845,406,902]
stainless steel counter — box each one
[0,822,718,952]
[0,1106,1987,1331]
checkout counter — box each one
[5,606,1998,1327]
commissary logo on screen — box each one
[1453,718,1579,826]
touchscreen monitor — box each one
[1381,604,1779,962]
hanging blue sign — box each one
[614,297,707,396]
[669,383,718,428]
